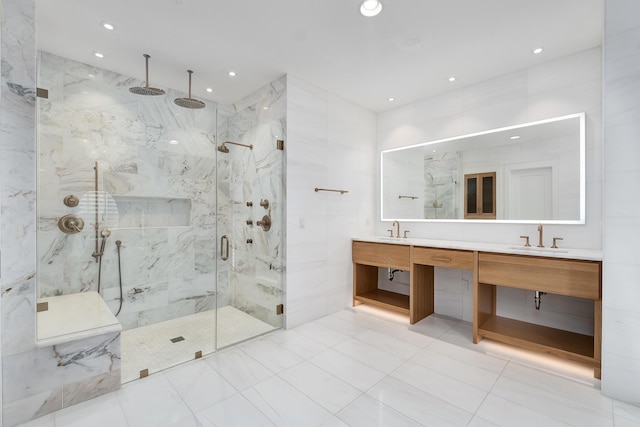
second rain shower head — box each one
[129,54,166,96]
[174,70,205,109]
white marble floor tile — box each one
[196,393,275,427]
[391,361,488,413]
[16,415,56,427]
[319,416,350,427]
[476,394,571,427]
[426,339,510,373]
[166,415,205,427]
[315,314,370,337]
[410,348,501,391]
[164,359,237,412]
[309,348,386,391]
[116,373,192,427]
[615,417,640,427]
[266,329,328,359]
[294,321,352,347]
[366,376,473,426]
[337,394,423,427]
[279,361,362,413]
[205,347,274,391]
[502,362,611,412]
[242,376,332,427]
[363,320,436,348]
[467,416,501,427]
[491,375,614,427]
[354,329,422,359]
[333,338,406,374]
[22,308,640,427]
[54,393,127,427]
[239,337,303,373]
[614,400,640,424]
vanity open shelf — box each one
[352,238,603,378]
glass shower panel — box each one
[215,81,286,349]
[36,51,219,382]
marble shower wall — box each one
[2,3,121,425]
[424,151,459,219]
[217,77,286,328]
[37,52,219,331]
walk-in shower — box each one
[35,51,285,383]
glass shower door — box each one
[215,91,286,349]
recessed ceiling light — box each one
[228,71,236,77]
[263,106,269,110]
[169,139,179,145]
[360,0,383,17]
[206,88,213,93]
[510,135,521,140]
[533,47,543,54]
[93,52,104,58]
[88,74,95,78]
[387,97,395,102]
[448,76,456,82]
[102,22,115,31]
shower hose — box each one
[96,240,124,317]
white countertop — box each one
[353,236,603,261]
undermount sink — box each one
[376,236,403,241]
[507,246,569,254]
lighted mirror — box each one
[381,112,585,224]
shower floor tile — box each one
[121,306,277,383]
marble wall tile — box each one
[286,76,376,328]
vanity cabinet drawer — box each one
[478,253,601,300]
[412,247,474,269]
[352,241,410,270]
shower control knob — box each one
[260,199,269,209]
[58,214,84,234]
[246,219,253,225]
[256,215,272,232]
[246,239,253,244]
[246,201,253,207]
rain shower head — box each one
[174,70,205,109]
[217,141,253,153]
[129,54,166,96]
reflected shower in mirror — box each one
[381,112,585,223]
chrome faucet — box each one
[392,220,400,238]
[537,224,544,248]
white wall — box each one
[375,48,603,332]
[285,75,376,328]
[602,0,640,404]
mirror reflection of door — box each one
[508,167,553,220]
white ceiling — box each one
[36,0,603,112]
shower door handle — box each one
[220,235,229,261]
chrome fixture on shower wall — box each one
[129,54,166,96]
[260,199,269,209]
[174,70,205,109]
[217,141,253,152]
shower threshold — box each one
[121,306,276,383]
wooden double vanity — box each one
[352,238,603,378]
